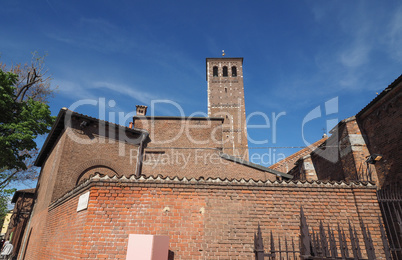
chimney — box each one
[136,105,148,116]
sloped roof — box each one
[35,108,149,167]
[11,188,36,203]
[269,137,328,172]
[220,153,292,179]
[357,74,402,117]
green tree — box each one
[0,54,55,225]
[0,188,15,228]
[0,55,55,188]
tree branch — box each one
[0,169,19,189]
[14,79,41,102]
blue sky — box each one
[1,1,402,189]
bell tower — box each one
[206,57,249,159]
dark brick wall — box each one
[357,82,402,188]
[310,122,348,181]
[28,178,385,260]
[309,117,376,183]
[6,192,34,258]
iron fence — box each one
[255,207,392,260]
[377,185,402,260]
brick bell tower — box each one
[206,56,249,160]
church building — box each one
[15,57,387,260]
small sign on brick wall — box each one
[77,191,90,212]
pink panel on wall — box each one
[126,234,169,260]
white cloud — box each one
[92,81,161,105]
[55,79,97,100]
[56,79,165,105]
[339,44,370,68]
[385,7,402,62]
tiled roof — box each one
[269,137,328,171]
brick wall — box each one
[309,117,375,183]
[134,117,276,181]
[53,119,142,201]
[43,191,88,260]
[287,77,401,188]
[25,176,386,260]
[20,132,67,260]
[6,191,34,258]
[207,58,249,159]
[20,114,281,260]
[357,80,402,188]
[309,122,347,181]
[19,118,142,260]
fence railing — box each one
[254,227,298,260]
[377,185,402,260]
[255,207,392,260]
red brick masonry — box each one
[23,175,386,260]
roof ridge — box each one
[357,74,402,117]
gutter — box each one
[135,131,149,177]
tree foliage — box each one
[0,53,55,189]
[0,188,16,227]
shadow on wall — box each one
[168,250,174,260]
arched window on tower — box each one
[223,66,228,77]
[232,66,237,77]
[213,66,218,77]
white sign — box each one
[77,191,90,212]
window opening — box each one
[232,66,237,77]
[213,66,218,77]
[223,66,228,77]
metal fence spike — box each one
[320,220,329,257]
[300,206,311,257]
[378,215,392,260]
[329,224,337,258]
[343,229,349,258]
[361,219,376,260]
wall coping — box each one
[48,173,376,212]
